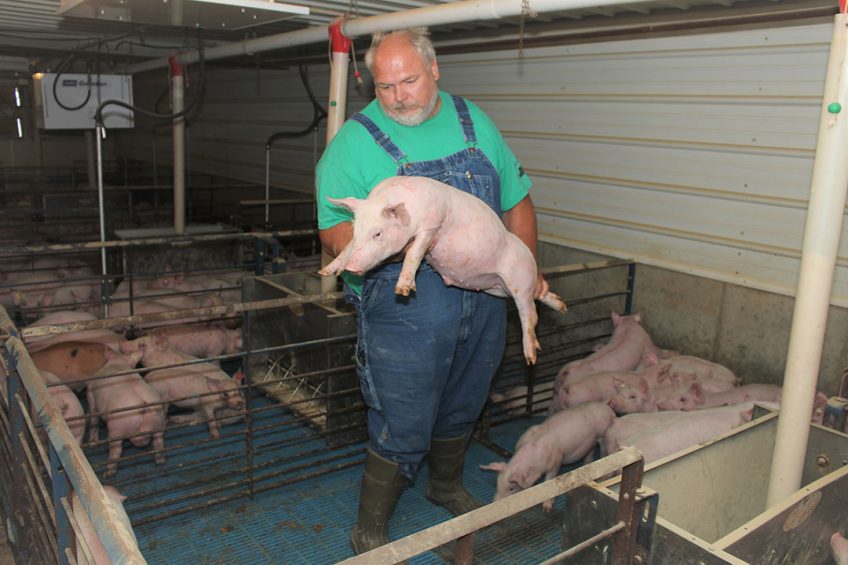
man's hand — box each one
[535,272,550,300]
[319,222,353,258]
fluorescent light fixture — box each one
[189,0,309,16]
[14,87,21,108]
[16,118,22,138]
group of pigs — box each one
[1,255,244,326]
[1,262,250,476]
[19,310,245,477]
[482,311,828,511]
[0,256,100,316]
[1,260,253,562]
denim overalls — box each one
[346,96,508,481]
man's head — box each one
[365,27,440,126]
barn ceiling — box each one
[0,0,837,74]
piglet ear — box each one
[643,351,660,367]
[234,369,245,384]
[327,196,362,213]
[382,202,410,226]
[611,311,622,326]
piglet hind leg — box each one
[153,431,166,465]
[538,290,568,314]
[106,439,123,477]
[513,294,541,365]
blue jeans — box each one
[347,262,507,481]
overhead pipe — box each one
[766,12,848,506]
[171,55,186,236]
[127,0,652,75]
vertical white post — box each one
[321,21,352,293]
[171,56,186,236]
[95,124,109,317]
[85,129,97,191]
[767,14,848,506]
[265,146,271,227]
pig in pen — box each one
[0,255,669,563]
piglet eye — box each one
[373,231,382,240]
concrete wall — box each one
[540,241,848,395]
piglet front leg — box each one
[318,244,353,277]
[541,464,560,512]
[395,230,436,296]
[152,431,166,465]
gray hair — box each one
[364,27,436,72]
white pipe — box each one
[321,48,351,294]
[95,125,109,318]
[85,129,97,191]
[326,51,350,138]
[265,146,271,226]
[173,69,186,235]
[766,14,848,507]
[127,0,649,74]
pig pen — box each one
[558,407,848,564]
[0,229,321,330]
[0,257,648,563]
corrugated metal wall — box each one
[118,22,843,305]
[436,23,837,305]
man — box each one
[316,27,548,554]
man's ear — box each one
[431,59,440,81]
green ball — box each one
[828,102,842,114]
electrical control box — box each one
[33,72,134,130]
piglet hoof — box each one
[523,339,541,365]
[542,499,554,513]
[154,453,166,466]
[104,466,117,478]
[394,284,415,296]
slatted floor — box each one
[82,400,571,564]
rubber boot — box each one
[350,448,407,555]
[425,435,482,516]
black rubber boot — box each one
[350,448,407,555]
[425,435,482,516]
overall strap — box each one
[451,95,477,147]
[351,113,407,164]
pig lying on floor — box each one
[319,175,567,365]
[603,402,755,465]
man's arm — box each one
[502,195,549,298]
[319,222,353,258]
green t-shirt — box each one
[315,90,532,293]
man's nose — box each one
[392,86,408,104]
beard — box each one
[383,91,439,126]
